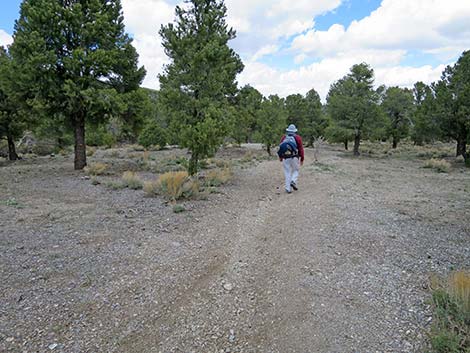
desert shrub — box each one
[122,171,143,190]
[205,168,233,187]
[172,204,186,213]
[158,171,199,200]
[430,271,470,353]
[86,127,116,148]
[84,162,108,176]
[143,180,159,196]
[424,159,451,173]
[86,147,96,157]
[104,180,125,190]
[138,122,167,149]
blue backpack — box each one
[278,134,298,158]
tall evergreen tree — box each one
[10,0,145,169]
[326,63,382,156]
[231,85,263,144]
[305,88,327,146]
[434,51,470,165]
[257,95,287,155]
[411,82,439,145]
[159,0,244,175]
[381,86,414,148]
[0,46,30,161]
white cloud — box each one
[117,0,464,101]
[121,0,177,89]
[251,44,279,62]
[292,0,470,58]
[239,53,445,102]
[0,29,13,47]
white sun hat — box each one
[286,124,298,133]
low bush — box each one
[205,168,233,187]
[138,122,167,149]
[172,204,186,213]
[429,271,470,353]
[104,180,125,190]
[424,159,451,173]
[84,162,108,176]
[122,171,143,190]
[158,171,199,200]
[143,180,159,196]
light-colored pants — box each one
[283,157,300,191]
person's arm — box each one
[296,135,304,165]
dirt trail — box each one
[1,146,469,353]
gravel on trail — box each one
[0,145,469,353]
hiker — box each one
[278,124,304,193]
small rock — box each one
[48,343,58,350]
[6,337,14,342]
[223,283,234,291]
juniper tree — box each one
[10,0,145,169]
[159,0,244,175]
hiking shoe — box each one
[290,182,298,191]
[285,189,292,194]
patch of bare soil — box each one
[0,145,469,352]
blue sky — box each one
[1,0,469,100]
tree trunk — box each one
[266,144,271,156]
[188,153,198,176]
[74,113,87,170]
[7,134,18,161]
[456,135,466,157]
[353,134,361,156]
[344,140,348,151]
[392,136,398,149]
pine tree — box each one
[381,86,414,148]
[327,63,382,156]
[257,95,287,155]
[434,51,470,165]
[10,0,145,169]
[159,0,244,175]
[0,46,28,161]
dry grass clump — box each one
[122,171,143,190]
[157,171,199,200]
[143,179,159,197]
[423,159,451,173]
[430,271,470,352]
[84,162,108,176]
[205,168,233,187]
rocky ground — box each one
[0,144,469,353]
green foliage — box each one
[138,120,168,149]
[381,86,414,148]
[10,0,145,169]
[230,85,263,144]
[304,88,328,146]
[411,82,441,145]
[326,63,383,155]
[257,95,287,154]
[434,51,470,165]
[172,204,186,213]
[158,0,244,175]
[0,46,30,160]
[86,125,117,148]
